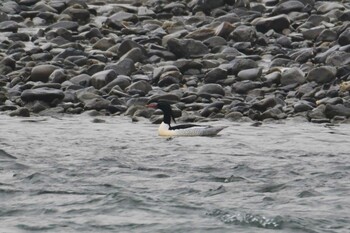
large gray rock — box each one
[91,70,117,89]
[167,38,209,58]
[253,15,290,33]
[126,80,152,95]
[70,74,91,87]
[21,88,64,102]
[280,67,305,86]
[306,66,337,84]
[198,84,225,97]
[325,104,350,119]
[29,65,60,82]
[338,28,350,46]
[272,1,305,15]
[204,68,227,83]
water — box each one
[1,114,349,233]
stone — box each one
[29,65,60,82]
[230,25,257,43]
[338,28,350,46]
[198,84,225,97]
[204,68,227,83]
[70,74,91,87]
[280,67,305,86]
[306,66,337,84]
[21,88,64,103]
[91,70,117,89]
[253,15,290,33]
[237,68,262,81]
[9,107,30,117]
[272,1,305,15]
[200,101,225,117]
[105,58,135,76]
[232,81,261,94]
[325,104,350,119]
[126,80,152,95]
[167,38,209,58]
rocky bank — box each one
[0,0,350,124]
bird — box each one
[147,102,227,136]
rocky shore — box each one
[0,0,350,124]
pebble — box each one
[0,0,348,123]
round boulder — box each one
[29,64,60,82]
[280,67,305,86]
[306,66,336,84]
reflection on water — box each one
[1,115,350,232]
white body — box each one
[158,122,227,137]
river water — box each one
[1,114,349,233]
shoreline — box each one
[1,0,350,124]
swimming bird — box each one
[147,102,227,136]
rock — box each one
[29,65,60,82]
[317,2,345,14]
[260,107,286,120]
[324,104,350,119]
[316,29,337,42]
[253,15,290,33]
[167,38,209,58]
[84,98,110,111]
[232,81,262,94]
[237,68,262,81]
[338,28,350,46]
[200,101,225,117]
[204,68,227,83]
[158,70,182,87]
[9,107,30,117]
[325,51,350,66]
[294,101,314,113]
[126,80,152,95]
[198,84,225,97]
[272,1,305,15]
[92,38,116,51]
[307,104,326,120]
[46,21,79,31]
[0,21,19,32]
[21,88,64,103]
[49,69,67,83]
[306,66,337,84]
[226,59,258,75]
[70,74,91,87]
[195,0,225,11]
[252,97,283,112]
[105,58,135,76]
[230,25,257,42]
[91,70,117,89]
[280,67,305,86]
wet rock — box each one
[198,84,225,97]
[280,67,305,86]
[252,97,283,112]
[237,68,262,81]
[9,107,30,117]
[105,58,135,76]
[272,1,305,15]
[21,88,64,103]
[91,70,117,89]
[46,21,79,31]
[260,107,286,120]
[0,21,19,32]
[324,104,350,119]
[92,38,116,51]
[230,25,257,43]
[84,98,110,111]
[253,15,290,33]
[338,28,350,46]
[316,29,337,42]
[167,38,209,58]
[306,66,337,84]
[195,0,225,12]
[232,81,262,94]
[204,68,227,83]
[70,74,91,87]
[226,59,258,75]
[29,65,60,82]
[294,101,314,113]
[126,80,152,96]
[158,70,182,87]
[200,101,225,117]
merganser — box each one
[147,102,227,136]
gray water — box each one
[1,115,349,233]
